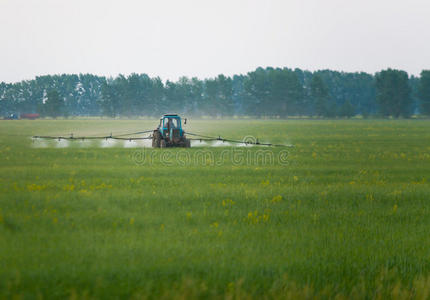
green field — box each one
[1,119,430,299]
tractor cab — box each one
[159,114,183,139]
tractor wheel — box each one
[152,131,161,148]
[151,136,158,148]
[160,139,167,148]
[185,139,191,148]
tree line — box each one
[1,68,430,118]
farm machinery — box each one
[152,114,190,148]
[33,113,291,147]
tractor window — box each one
[171,118,179,128]
[164,117,180,129]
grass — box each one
[1,119,430,299]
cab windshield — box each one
[164,117,180,129]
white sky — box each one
[1,0,429,83]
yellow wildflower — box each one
[271,195,282,203]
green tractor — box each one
[152,114,191,148]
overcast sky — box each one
[1,0,429,83]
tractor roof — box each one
[162,114,180,117]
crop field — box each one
[1,119,430,299]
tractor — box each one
[152,114,191,148]
[33,113,292,148]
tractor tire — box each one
[151,136,159,148]
[152,131,161,148]
[185,139,191,148]
[160,139,167,148]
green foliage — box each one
[43,89,64,118]
[375,69,412,118]
[100,80,118,117]
[243,67,304,117]
[339,100,356,118]
[2,67,430,118]
[310,74,329,117]
[1,119,430,298]
[418,70,430,115]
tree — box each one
[164,80,186,114]
[4,68,424,118]
[375,69,412,118]
[150,77,165,116]
[176,77,194,114]
[44,89,64,118]
[215,74,234,116]
[418,70,430,115]
[189,77,203,115]
[203,78,218,115]
[231,75,246,115]
[0,82,15,115]
[266,68,303,117]
[100,81,118,117]
[339,100,355,118]
[242,68,270,117]
[310,75,329,117]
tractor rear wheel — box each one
[160,139,167,148]
[152,131,161,148]
[185,139,191,148]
